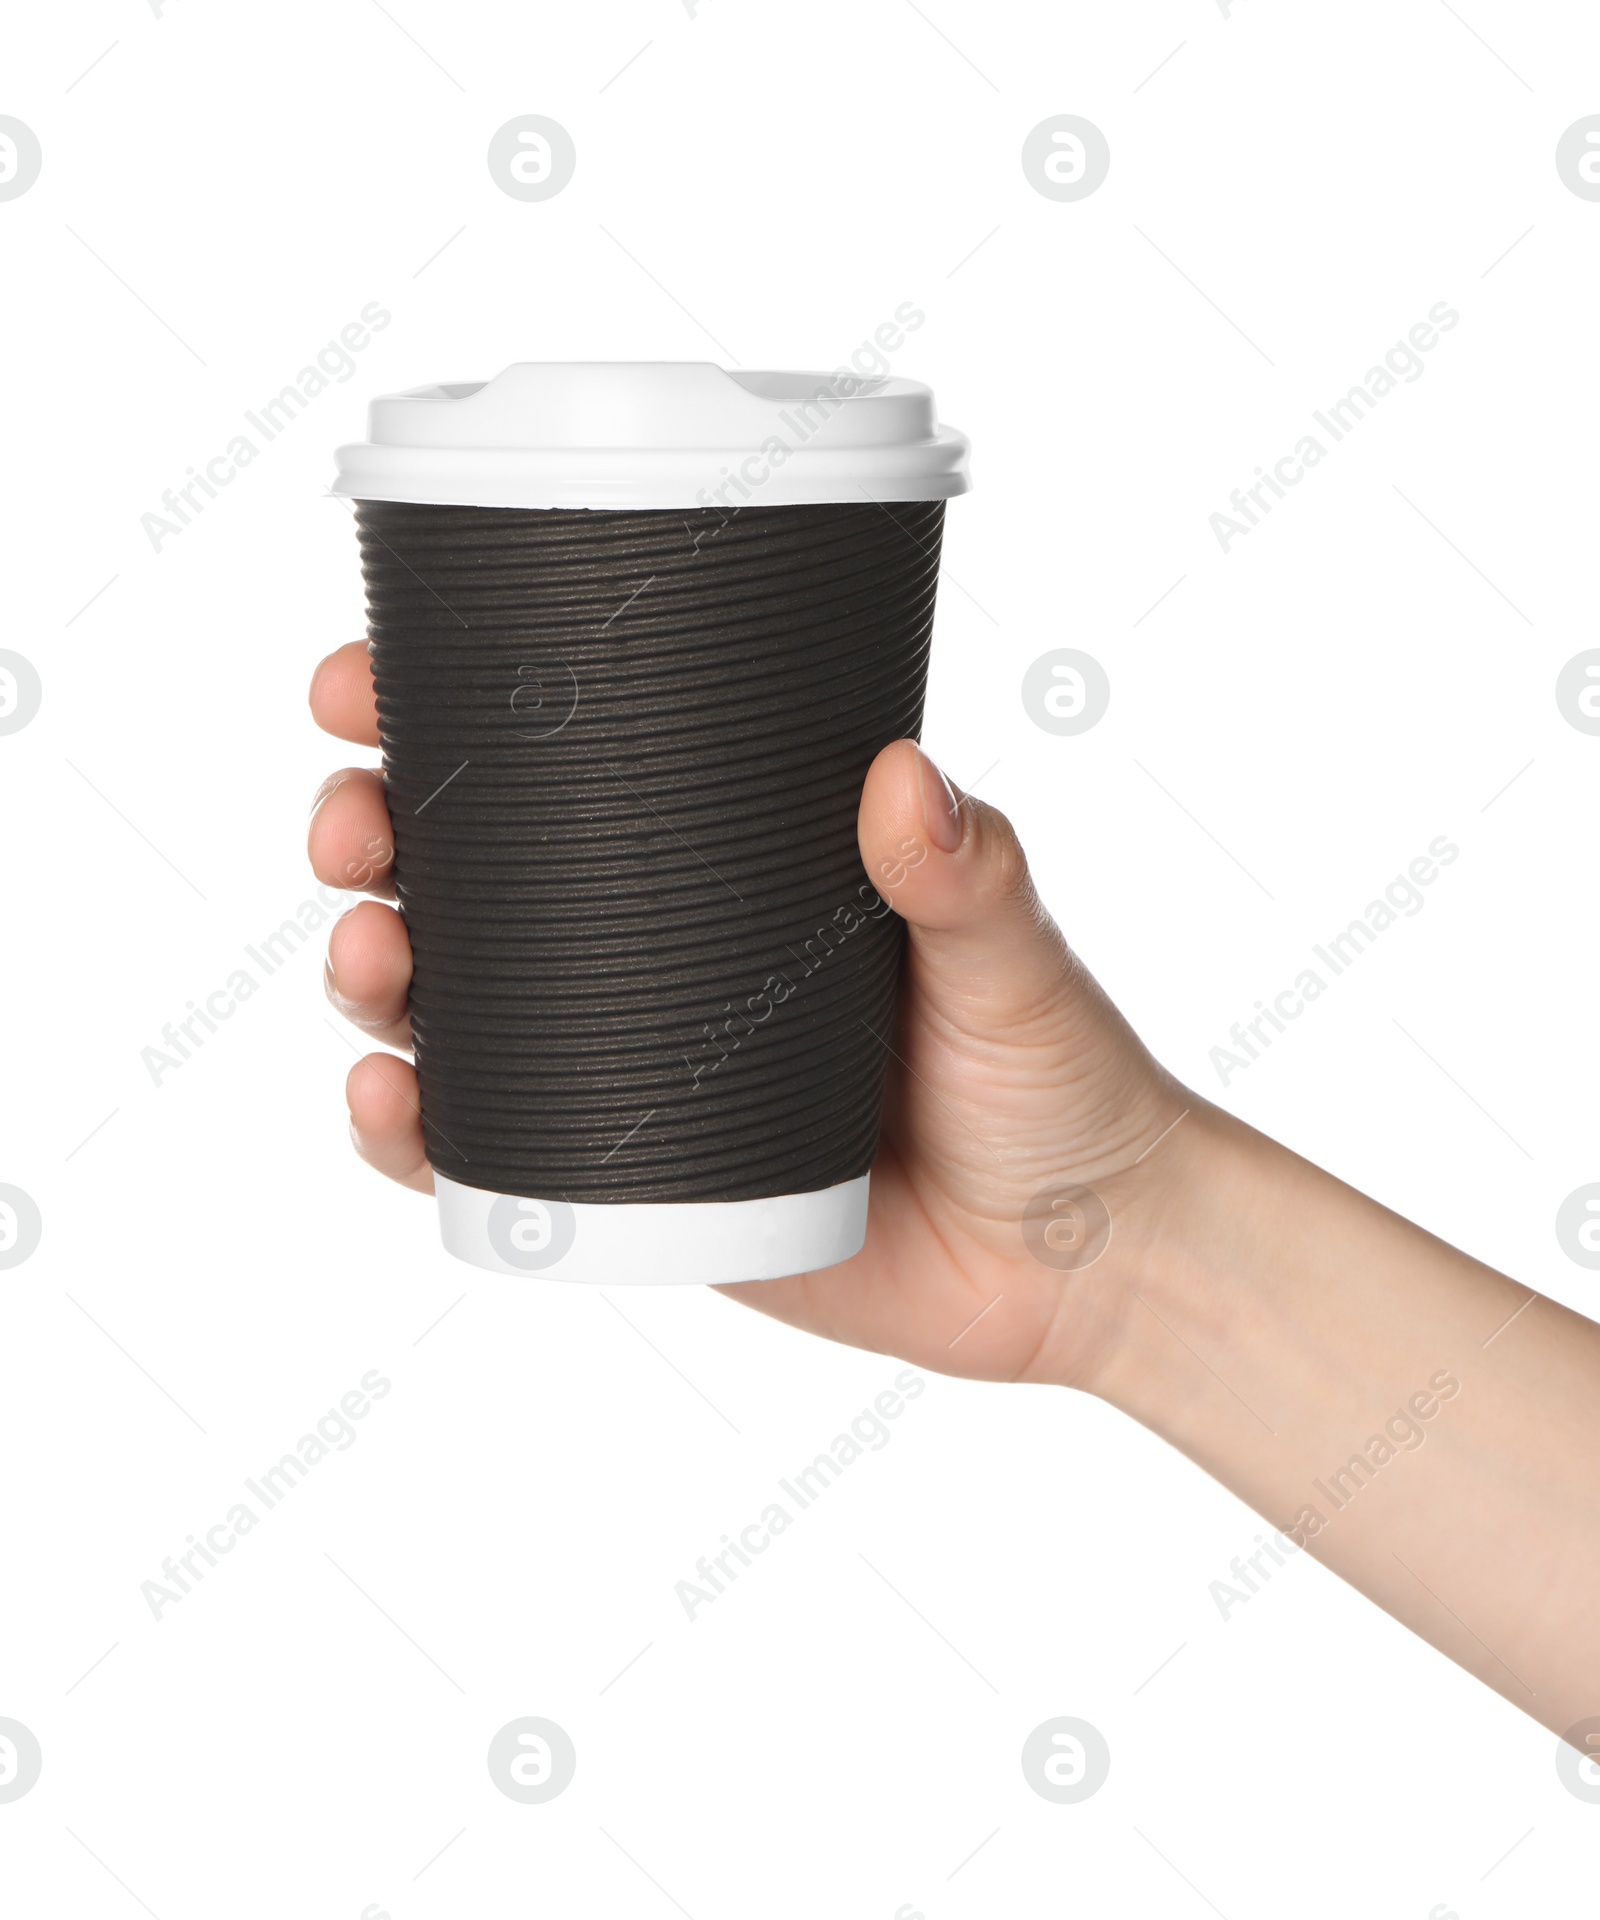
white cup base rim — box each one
[435,1171,870,1284]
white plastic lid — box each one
[332,361,970,511]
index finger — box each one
[310,640,379,747]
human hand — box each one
[309,638,1200,1390]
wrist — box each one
[1068,1101,1281,1426]
[1066,1098,1502,1522]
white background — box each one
[3,0,1598,1914]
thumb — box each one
[858,740,1075,1026]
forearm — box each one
[1089,1106,1600,1734]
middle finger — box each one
[327,900,414,1050]
[309,768,395,897]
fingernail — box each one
[325,938,361,1021]
[326,950,387,1035]
[916,747,964,854]
[309,772,348,821]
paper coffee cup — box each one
[333,362,969,1283]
